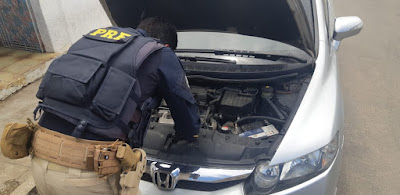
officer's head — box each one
[138,17,178,50]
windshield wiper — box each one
[178,56,237,64]
[176,49,311,63]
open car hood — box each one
[101,0,315,56]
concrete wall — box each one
[29,0,112,53]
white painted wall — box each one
[29,0,112,53]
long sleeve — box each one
[156,49,200,138]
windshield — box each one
[177,31,303,53]
[176,31,310,65]
[105,0,315,63]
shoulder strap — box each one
[133,41,165,72]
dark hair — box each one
[138,17,178,50]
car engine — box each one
[150,80,302,139]
[142,76,310,164]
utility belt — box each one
[1,120,146,179]
[32,126,124,174]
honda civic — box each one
[103,0,363,194]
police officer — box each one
[30,17,200,195]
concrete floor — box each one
[335,0,400,194]
[0,48,57,100]
[1,0,400,194]
[0,81,40,195]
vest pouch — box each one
[1,123,34,159]
[91,67,136,121]
[43,54,104,106]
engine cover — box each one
[219,89,257,118]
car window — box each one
[177,32,302,53]
[323,0,335,41]
[300,0,315,37]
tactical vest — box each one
[35,27,164,140]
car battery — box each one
[239,123,279,139]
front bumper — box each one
[139,146,342,195]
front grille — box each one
[176,180,244,191]
[142,173,244,191]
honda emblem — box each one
[150,162,180,190]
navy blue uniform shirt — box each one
[39,29,200,140]
[135,29,200,138]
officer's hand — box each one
[171,134,197,142]
[188,135,199,147]
[163,133,199,150]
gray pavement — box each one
[0,81,39,195]
[1,0,400,194]
[335,0,400,194]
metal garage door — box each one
[0,0,43,52]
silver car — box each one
[104,0,362,194]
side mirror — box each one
[333,16,363,41]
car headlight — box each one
[244,132,340,194]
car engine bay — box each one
[142,74,311,165]
[150,76,309,140]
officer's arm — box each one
[157,50,200,139]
